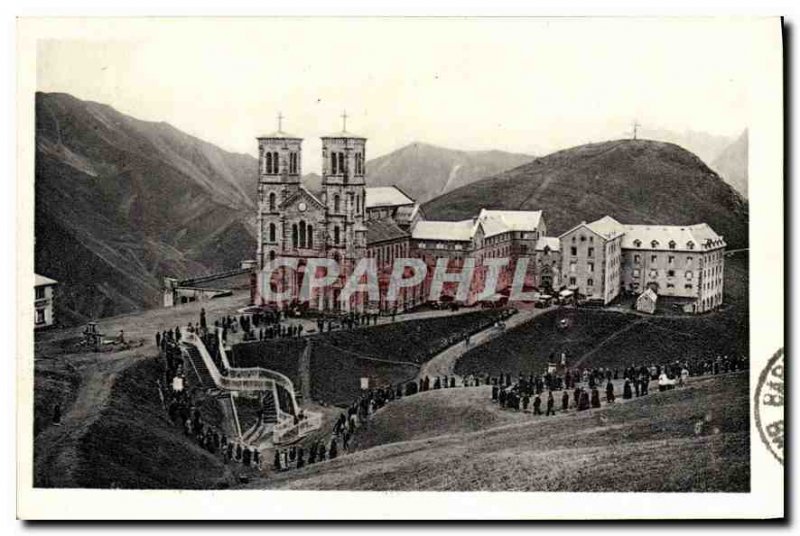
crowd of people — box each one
[157,332,261,471]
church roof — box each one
[257,130,302,140]
[621,223,725,252]
[411,219,475,242]
[321,130,366,140]
[366,218,409,245]
[365,186,415,209]
[476,209,543,238]
[586,215,626,239]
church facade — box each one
[254,125,725,315]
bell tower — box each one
[321,112,368,309]
[256,113,303,271]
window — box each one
[686,256,693,267]
[685,271,693,280]
[634,254,641,264]
[667,270,675,277]
[292,224,298,248]
[569,262,576,273]
[299,221,306,248]
[588,247,594,257]
[569,277,576,285]
[685,284,693,290]
[632,269,641,278]
[35,286,44,300]
[268,223,276,242]
[338,153,345,175]
[35,308,45,325]
[268,250,276,261]
[687,241,695,250]
[334,226,341,245]
[587,278,594,287]
[265,152,272,174]
[570,246,577,256]
[651,255,657,264]
[667,283,675,289]
[669,240,676,249]
[580,235,586,242]
[668,256,675,265]
[334,195,341,213]
[649,270,657,279]
[588,262,595,272]
[633,239,641,248]
[268,192,276,212]
[307,225,313,249]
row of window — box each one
[330,152,365,175]
[632,239,696,250]
[631,269,694,280]
[262,151,300,175]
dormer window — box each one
[651,240,659,248]
[687,241,695,250]
[633,239,642,248]
[668,240,676,249]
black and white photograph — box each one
[14,15,784,520]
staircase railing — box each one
[180,331,321,444]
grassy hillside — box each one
[423,139,748,249]
[711,129,748,198]
[35,92,258,323]
[455,253,748,378]
[256,372,749,492]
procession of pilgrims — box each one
[154,307,748,475]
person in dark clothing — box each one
[273,450,282,471]
[561,390,569,412]
[533,394,542,415]
[573,387,581,409]
[606,381,615,403]
[634,378,641,397]
[623,379,633,399]
[522,394,530,412]
[578,389,590,411]
[296,448,305,469]
[155,331,161,349]
[590,387,601,408]
[492,385,499,401]
[546,392,555,416]
[329,438,338,460]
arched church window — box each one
[269,192,276,212]
[331,153,338,175]
[334,195,341,213]
[307,225,313,249]
[338,153,345,174]
[292,224,298,248]
[334,226,341,245]
[269,250,276,261]
[265,152,272,174]
[272,152,279,174]
[269,223,276,242]
[299,221,306,248]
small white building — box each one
[635,288,658,314]
[34,274,57,329]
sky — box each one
[35,18,767,174]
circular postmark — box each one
[755,348,785,465]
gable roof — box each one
[586,215,625,239]
[411,219,475,242]
[366,218,409,245]
[279,185,325,210]
[535,237,560,252]
[622,223,725,252]
[365,186,415,209]
[34,274,57,287]
[476,209,543,238]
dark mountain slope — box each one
[366,142,533,203]
[35,92,258,323]
[423,139,748,249]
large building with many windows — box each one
[255,125,725,315]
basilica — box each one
[255,122,726,315]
